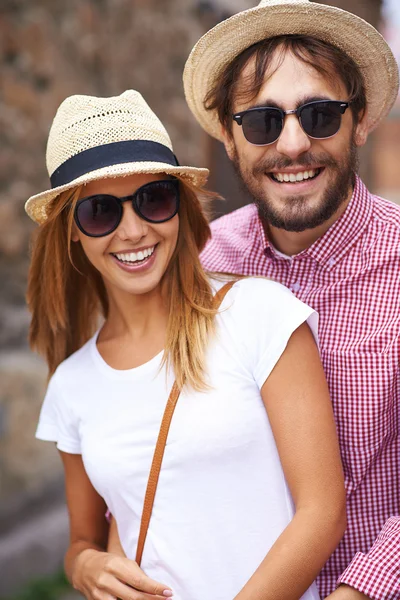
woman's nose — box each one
[115,201,148,242]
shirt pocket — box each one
[320,349,399,490]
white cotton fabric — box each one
[36,277,320,600]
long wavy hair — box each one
[27,178,219,391]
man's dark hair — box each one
[204,35,367,136]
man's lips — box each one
[268,167,325,184]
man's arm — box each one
[326,517,400,600]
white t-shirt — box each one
[36,277,320,600]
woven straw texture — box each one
[183,0,400,141]
[25,90,209,224]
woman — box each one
[28,90,346,600]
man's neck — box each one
[265,190,354,257]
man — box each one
[184,1,400,599]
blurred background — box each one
[0,0,399,598]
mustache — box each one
[252,152,339,175]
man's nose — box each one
[115,202,148,241]
[275,114,312,160]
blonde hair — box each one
[27,179,219,391]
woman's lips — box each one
[111,245,158,273]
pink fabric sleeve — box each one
[338,517,400,599]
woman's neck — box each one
[97,285,169,370]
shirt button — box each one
[292,282,301,293]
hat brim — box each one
[183,2,399,141]
[25,161,209,224]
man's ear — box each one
[220,127,236,161]
[354,109,369,148]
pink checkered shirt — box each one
[201,177,400,600]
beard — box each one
[232,138,359,233]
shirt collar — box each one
[259,176,373,267]
[305,176,372,267]
[256,208,271,253]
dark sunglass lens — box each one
[76,195,121,236]
[241,109,283,145]
[136,181,178,222]
[301,102,342,139]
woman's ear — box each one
[71,222,80,242]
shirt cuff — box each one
[338,551,400,600]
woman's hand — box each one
[58,452,173,599]
[73,548,173,599]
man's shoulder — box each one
[371,193,400,230]
[367,193,400,257]
[209,203,258,233]
[201,204,260,271]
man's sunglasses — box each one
[232,100,351,146]
[74,179,180,237]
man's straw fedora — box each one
[25,90,209,224]
[183,0,399,142]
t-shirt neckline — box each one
[90,329,164,380]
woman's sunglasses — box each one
[74,179,180,237]
[232,100,351,146]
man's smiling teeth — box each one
[114,246,155,263]
[271,169,320,183]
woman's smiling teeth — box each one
[113,245,156,264]
[271,168,321,183]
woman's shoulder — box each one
[208,276,318,386]
[210,275,316,337]
[210,275,297,309]
[51,331,98,385]
[233,276,292,295]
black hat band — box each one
[50,140,179,188]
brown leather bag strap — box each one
[135,280,237,565]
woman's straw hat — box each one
[25,90,209,224]
[183,0,399,142]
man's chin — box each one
[255,192,341,232]
[267,217,324,233]
[259,211,327,233]
[234,140,357,233]
[255,169,355,231]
